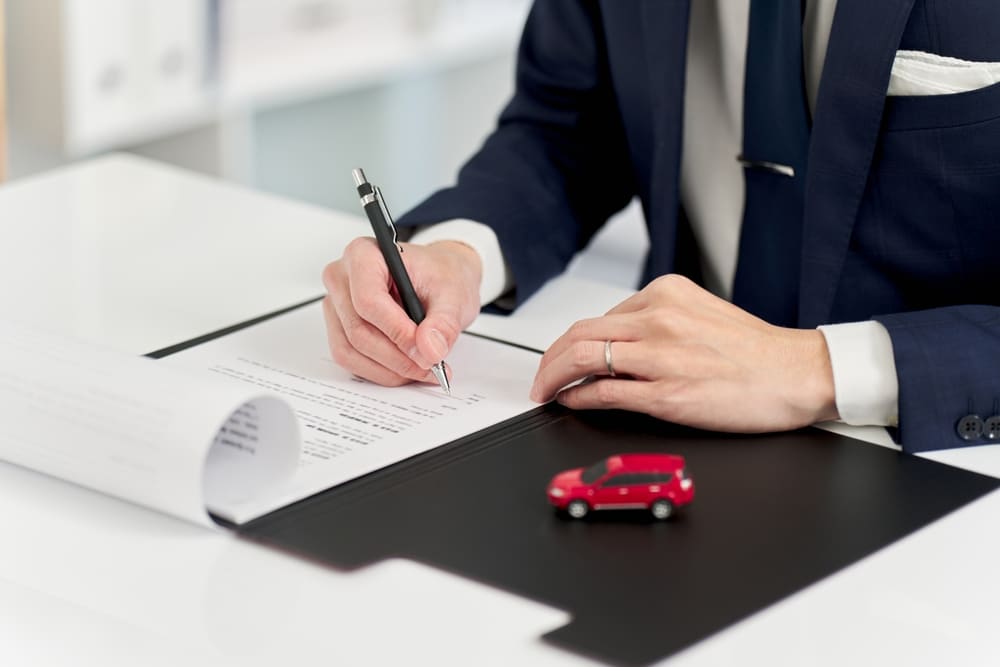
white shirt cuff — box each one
[408,219,513,307]
[818,321,900,427]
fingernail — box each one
[529,385,540,402]
[428,329,448,360]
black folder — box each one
[237,403,998,666]
[156,304,999,666]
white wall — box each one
[4,0,524,216]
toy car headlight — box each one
[680,478,693,491]
[549,487,566,498]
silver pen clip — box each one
[373,186,403,253]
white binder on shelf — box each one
[140,0,210,124]
[7,0,212,157]
[62,0,141,153]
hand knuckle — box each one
[330,340,364,373]
[558,389,578,407]
[653,273,689,294]
[571,341,595,369]
[649,275,670,291]
[329,342,350,366]
[321,261,343,291]
[567,319,591,339]
[352,292,377,317]
[343,316,370,348]
[596,381,619,405]
[345,236,373,255]
[666,273,691,287]
[384,321,411,347]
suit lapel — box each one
[638,0,691,280]
[798,0,917,327]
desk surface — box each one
[0,154,350,354]
[1,155,999,666]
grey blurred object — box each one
[0,0,7,182]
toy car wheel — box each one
[650,499,674,520]
[567,500,589,519]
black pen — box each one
[352,168,451,395]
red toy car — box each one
[546,453,694,520]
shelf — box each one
[7,0,529,159]
[220,3,528,112]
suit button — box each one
[984,416,1000,441]
[956,414,984,441]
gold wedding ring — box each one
[604,340,616,377]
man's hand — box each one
[322,238,482,386]
[529,274,839,432]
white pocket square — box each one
[888,50,1000,96]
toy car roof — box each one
[606,453,686,471]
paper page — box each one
[165,301,541,524]
[0,321,299,526]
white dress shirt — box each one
[412,0,900,428]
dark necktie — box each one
[731,0,811,327]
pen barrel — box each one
[363,200,426,323]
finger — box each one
[410,255,479,368]
[343,238,420,358]
[531,340,646,403]
[555,377,651,413]
[414,316,460,367]
[327,286,431,383]
[537,314,644,376]
[323,297,434,386]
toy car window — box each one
[602,474,634,487]
[630,473,663,484]
[581,460,609,484]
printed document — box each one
[0,302,540,526]
[164,301,539,524]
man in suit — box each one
[322,0,1000,453]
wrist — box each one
[426,240,483,294]
[429,239,481,272]
[786,328,839,424]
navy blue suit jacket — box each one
[398,0,1000,454]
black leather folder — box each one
[153,303,999,665]
[236,402,999,666]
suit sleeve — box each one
[395,0,636,307]
[874,306,1000,453]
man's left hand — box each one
[529,274,839,433]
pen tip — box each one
[431,362,451,396]
[352,168,367,187]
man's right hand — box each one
[321,237,483,386]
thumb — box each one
[406,239,481,369]
[412,313,462,369]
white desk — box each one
[2,155,999,666]
[0,154,349,354]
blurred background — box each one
[1,0,529,214]
[0,0,647,289]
